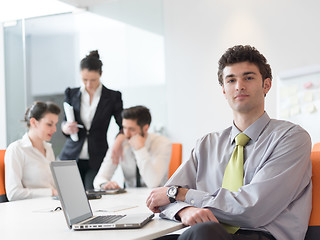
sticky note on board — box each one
[303,81,313,89]
[314,102,320,111]
[290,105,300,116]
[288,85,298,96]
[303,92,313,102]
[305,104,316,114]
[290,96,299,106]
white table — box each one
[0,188,184,240]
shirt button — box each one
[191,200,195,205]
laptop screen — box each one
[51,161,93,227]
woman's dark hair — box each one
[217,45,272,86]
[24,101,60,128]
[121,106,151,129]
[80,50,103,75]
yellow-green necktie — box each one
[221,133,250,234]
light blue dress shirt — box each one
[160,112,312,240]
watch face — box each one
[168,186,177,197]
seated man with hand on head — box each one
[94,105,172,190]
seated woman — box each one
[5,101,60,201]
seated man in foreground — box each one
[146,45,312,240]
[94,105,172,190]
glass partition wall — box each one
[4,13,77,155]
[3,6,166,156]
[4,20,27,146]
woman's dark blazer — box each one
[59,85,123,170]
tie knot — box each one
[235,133,250,146]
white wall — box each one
[163,0,320,160]
[89,0,163,35]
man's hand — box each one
[62,121,79,135]
[129,134,146,150]
[177,207,219,226]
[52,188,58,196]
[146,187,170,213]
[111,134,126,165]
[101,181,121,190]
[146,187,189,213]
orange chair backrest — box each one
[0,150,6,196]
[168,143,182,179]
[313,143,320,152]
[309,143,320,226]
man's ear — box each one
[142,124,149,135]
[263,78,272,96]
[222,85,227,98]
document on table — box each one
[63,102,78,142]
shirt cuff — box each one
[185,189,211,208]
[93,176,108,189]
[31,188,52,198]
[159,201,191,220]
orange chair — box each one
[168,143,182,179]
[305,143,320,239]
[0,149,8,202]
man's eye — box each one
[246,77,253,80]
[227,79,235,83]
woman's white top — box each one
[5,133,55,201]
[79,83,102,159]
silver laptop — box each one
[50,160,154,230]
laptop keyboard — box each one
[85,215,126,224]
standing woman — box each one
[59,50,123,190]
[5,101,60,201]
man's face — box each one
[123,119,148,139]
[222,61,271,115]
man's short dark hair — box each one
[121,105,151,128]
[217,45,272,86]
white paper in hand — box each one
[63,102,78,142]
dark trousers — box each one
[156,222,276,240]
[77,160,99,190]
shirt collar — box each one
[21,133,33,148]
[20,132,52,150]
[230,112,271,144]
[80,83,103,97]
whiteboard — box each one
[277,65,320,145]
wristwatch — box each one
[167,186,181,203]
